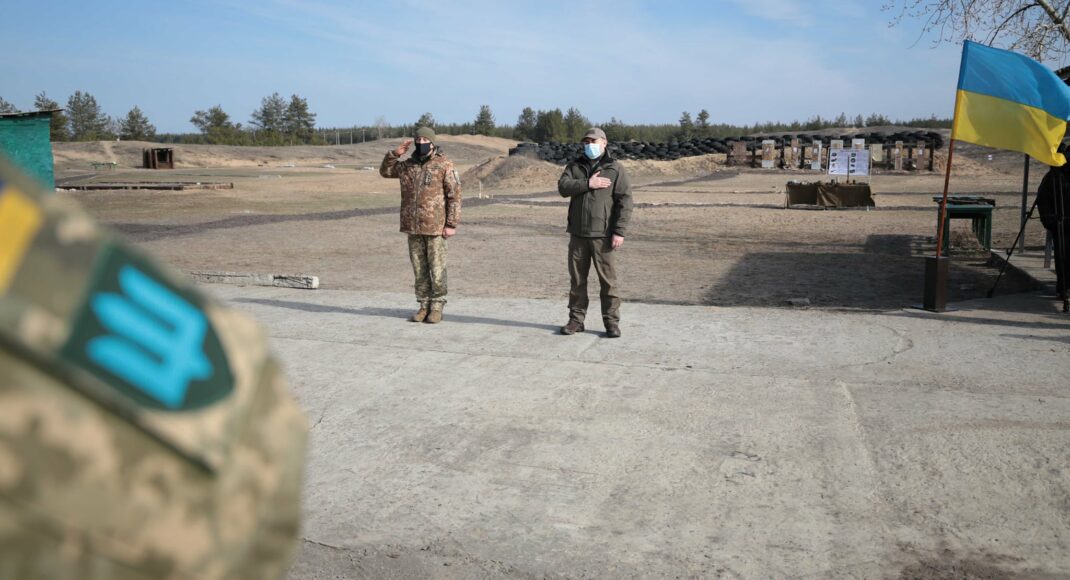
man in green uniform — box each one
[557,128,634,338]
[0,155,308,580]
[380,127,462,324]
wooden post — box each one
[730,141,747,167]
[761,140,775,169]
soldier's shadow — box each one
[233,298,562,332]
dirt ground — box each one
[55,134,1050,312]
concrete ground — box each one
[198,268,1070,579]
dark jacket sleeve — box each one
[558,163,590,198]
[609,166,634,237]
[1038,170,1057,231]
[380,151,401,178]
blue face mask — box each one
[583,143,602,159]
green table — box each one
[936,202,994,252]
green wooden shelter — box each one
[0,110,59,190]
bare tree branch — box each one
[885,0,1070,59]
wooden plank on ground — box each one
[188,271,320,289]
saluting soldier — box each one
[380,126,462,324]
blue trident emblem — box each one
[87,265,213,409]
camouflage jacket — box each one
[0,156,308,580]
[380,148,461,235]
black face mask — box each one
[415,142,433,157]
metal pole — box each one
[988,196,1039,297]
[1020,154,1030,252]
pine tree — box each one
[34,92,68,141]
[696,109,710,135]
[534,109,566,142]
[191,105,242,144]
[0,97,17,114]
[251,93,288,133]
[473,105,495,136]
[119,106,156,141]
[563,107,590,142]
[191,106,233,132]
[603,117,629,142]
[283,94,316,143]
[865,112,891,127]
[515,107,537,141]
[853,114,865,128]
[66,91,111,141]
[679,111,694,139]
[416,112,436,129]
[834,112,848,128]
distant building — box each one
[0,110,60,190]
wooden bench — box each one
[91,161,118,171]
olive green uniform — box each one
[557,152,634,324]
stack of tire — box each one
[509,131,945,165]
[508,142,541,159]
[511,137,732,165]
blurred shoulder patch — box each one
[59,244,234,411]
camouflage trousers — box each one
[408,234,448,305]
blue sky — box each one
[0,1,1022,133]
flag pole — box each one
[936,87,962,260]
[921,85,962,311]
[935,138,955,259]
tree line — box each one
[0,92,156,143]
[0,92,950,146]
[184,93,319,145]
[313,107,949,147]
[0,90,320,146]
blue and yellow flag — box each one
[954,40,1070,166]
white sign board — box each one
[828,149,870,176]
[869,143,884,163]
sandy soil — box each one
[53,135,515,173]
[56,134,1049,312]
